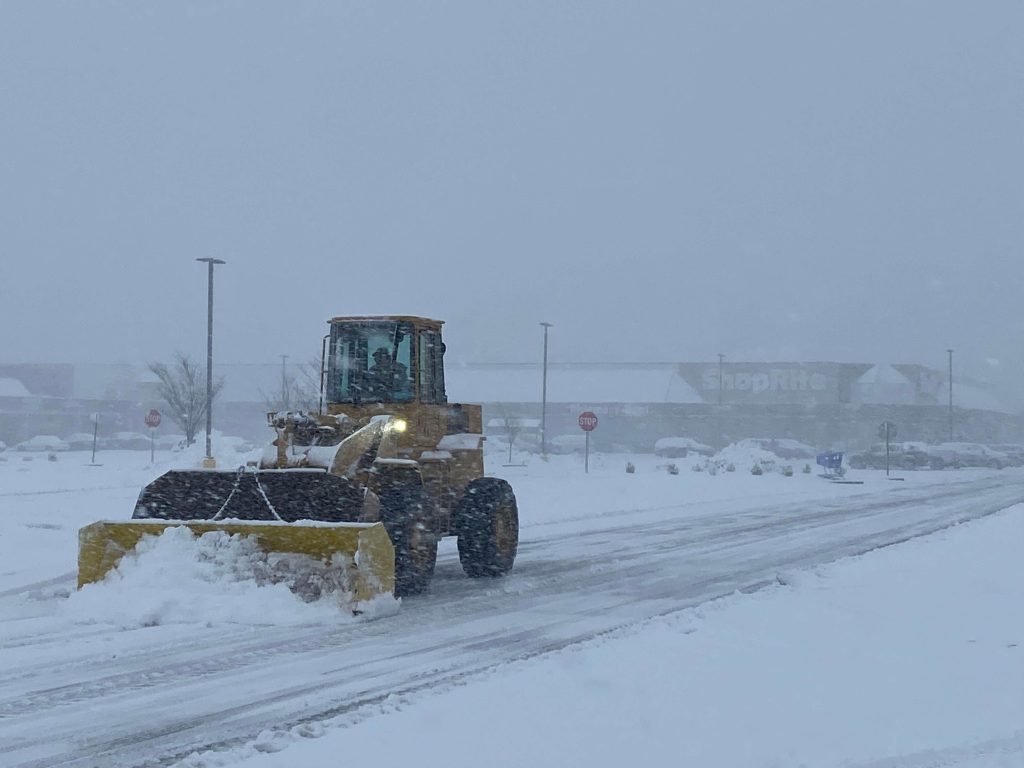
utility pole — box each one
[716,352,726,448]
[540,322,552,458]
[947,348,954,442]
[280,354,289,408]
[717,353,725,406]
[196,258,226,466]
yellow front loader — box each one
[77,317,519,606]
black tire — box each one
[377,470,438,597]
[455,477,519,578]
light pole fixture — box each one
[717,353,725,406]
[947,348,954,442]
[196,257,226,466]
[540,322,553,458]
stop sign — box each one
[578,411,598,432]
[144,409,162,429]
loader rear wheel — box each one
[378,472,438,597]
[456,477,518,578]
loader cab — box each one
[326,316,447,406]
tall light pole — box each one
[196,258,226,466]
[540,322,552,458]
[717,353,725,406]
[947,348,954,442]
[280,354,289,408]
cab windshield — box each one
[327,321,414,404]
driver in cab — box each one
[369,346,409,401]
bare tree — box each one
[260,355,322,413]
[148,352,224,445]
[499,406,523,464]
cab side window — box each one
[418,331,447,404]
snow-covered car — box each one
[653,436,714,458]
[898,442,949,469]
[15,435,70,452]
[219,436,256,453]
[155,433,188,450]
[847,442,933,470]
[547,434,587,454]
[930,443,1009,469]
[511,433,542,453]
[485,420,542,453]
[100,432,151,450]
[986,444,1024,467]
[736,438,816,460]
[64,432,97,451]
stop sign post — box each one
[578,411,598,473]
[145,409,161,463]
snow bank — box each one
[65,527,398,628]
[164,433,263,469]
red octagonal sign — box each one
[578,411,598,432]
[144,409,162,429]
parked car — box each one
[100,432,151,451]
[986,444,1024,467]
[848,442,933,470]
[15,435,70,452]
[654,437,714,458]
[930,442,1009,469]
[899,442,948,470]
[219,436,256,454]
[64,432,97,451]
[155,433,188,450]
[737,438,816,460]
[547,434,588,454]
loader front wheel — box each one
[456,477,518,578]
[378,474,438,597]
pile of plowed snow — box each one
[699,442,796,474]
[65,527,398,628]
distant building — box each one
[0,359,1017,451]
[448,361,1019,452]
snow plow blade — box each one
[131,469,365,523]
[77,520,395,603]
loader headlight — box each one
[391,418,408,433]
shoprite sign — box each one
[677,363,841,406]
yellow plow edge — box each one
[77,520,395,604]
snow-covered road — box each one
[1,455,1021,768]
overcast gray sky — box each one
[1,2,1021,389]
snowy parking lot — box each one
[0,444,1022,767]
